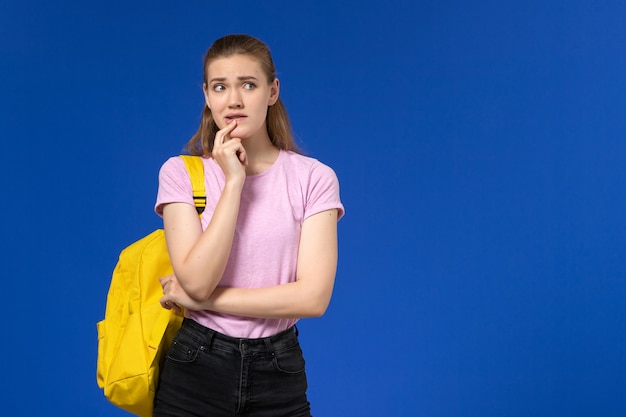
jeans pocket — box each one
[166,335,201,364]
[272,342,306,374]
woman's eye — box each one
[243,82,256,90]
[213,85,225,92]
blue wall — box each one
[2,1,625,415]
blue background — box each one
[2,1,625,416]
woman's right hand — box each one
[212,120,247,186]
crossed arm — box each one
[161,203,339,319]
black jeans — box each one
[154,318,312,417]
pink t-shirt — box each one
[155,150,344,338]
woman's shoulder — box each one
[280,151,341,194]
[160,155,215,176]
[282,150,336,174]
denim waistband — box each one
[179,317,299,356]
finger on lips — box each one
[219,120,237,144]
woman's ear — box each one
[268,78,280,106]
[203,83,210,108]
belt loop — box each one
[205,328,215,351]
[263,337,275,359]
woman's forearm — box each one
[203,281,334,319]
[164,181,243,301]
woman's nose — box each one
[228,90,243,108]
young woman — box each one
[153,34,344,417]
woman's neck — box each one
[242,135,280,176]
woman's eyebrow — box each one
[209,76,259,83]
[237,76,259,81]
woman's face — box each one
[204,54,279,141]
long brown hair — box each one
[185,34,298,156]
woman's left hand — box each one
[160,274,205,312]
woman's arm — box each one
[162,181,242,301]
[160,208,339,318]
[163,122,247,302]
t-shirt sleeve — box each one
[154,156,194,217]
[304,162,345,221]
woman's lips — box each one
[225,115,247,124]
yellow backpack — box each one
[97,155,205,417]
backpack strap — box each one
[179,155,206,216]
